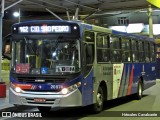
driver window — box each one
[83,31,95,76]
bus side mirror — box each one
[2,34,12,60]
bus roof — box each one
[12,20,155,42]
[80,22,155,42]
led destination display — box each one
[18,25,71,33]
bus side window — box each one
[83,44,94,75]
[145,42,150,62]
[110,36,121,62]
[132,40,139,62]
[86,44,94,64]
[96,33,110,62]
[112,50,121,62]
[84,31,94,42]
[121,38,131,62]
[83,31,95,76]
[139,41,145,62]
[150,43,156,62]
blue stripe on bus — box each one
[10,74,84,92]
[82,69,94,106]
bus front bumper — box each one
[9,87,82,107]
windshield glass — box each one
[11,36,81,75]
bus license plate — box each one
[34,98,46,103]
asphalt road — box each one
[0,81,160,120]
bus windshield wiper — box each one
[24,36,34,54]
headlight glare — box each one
[15,87,22,93]
[61,88,68,94]
[61,82,81,95]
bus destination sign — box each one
[18,25,71,33]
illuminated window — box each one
[138,41,145,62]
[96,33,110,62]
[118,17,129,25]
[121,38,131,62]
[132,40,139,62]
[110,36,121,62]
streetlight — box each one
[13,8,20,22]
[13,11,20,17]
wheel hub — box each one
[97,93,103,107]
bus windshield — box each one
[11,36,81,75]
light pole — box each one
[1,0,23,82]
[148,5,153,38]
[0,0,4,82]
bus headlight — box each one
[10,82,22,93]
[61,88,69,94]
[15,87,22,93]
[61,82,81,95]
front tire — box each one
[135,81,143,100]
[92,86,104,113]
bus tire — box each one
[37,106,51,112]
[135,81,143,100]
[92,86,104,113]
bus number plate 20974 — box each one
[34,98,46,103]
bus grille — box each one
[16,77,66,83]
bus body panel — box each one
[156,43,160,79]
[82,70,94,106]
[9,73,84,107]
[93,63,156,101]
[9,87,82,107]
[9,71,95,107]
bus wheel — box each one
[135,81,143,100]
[93,86,104,113]
[37,106,51,112]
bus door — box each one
[82,31,94,106]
